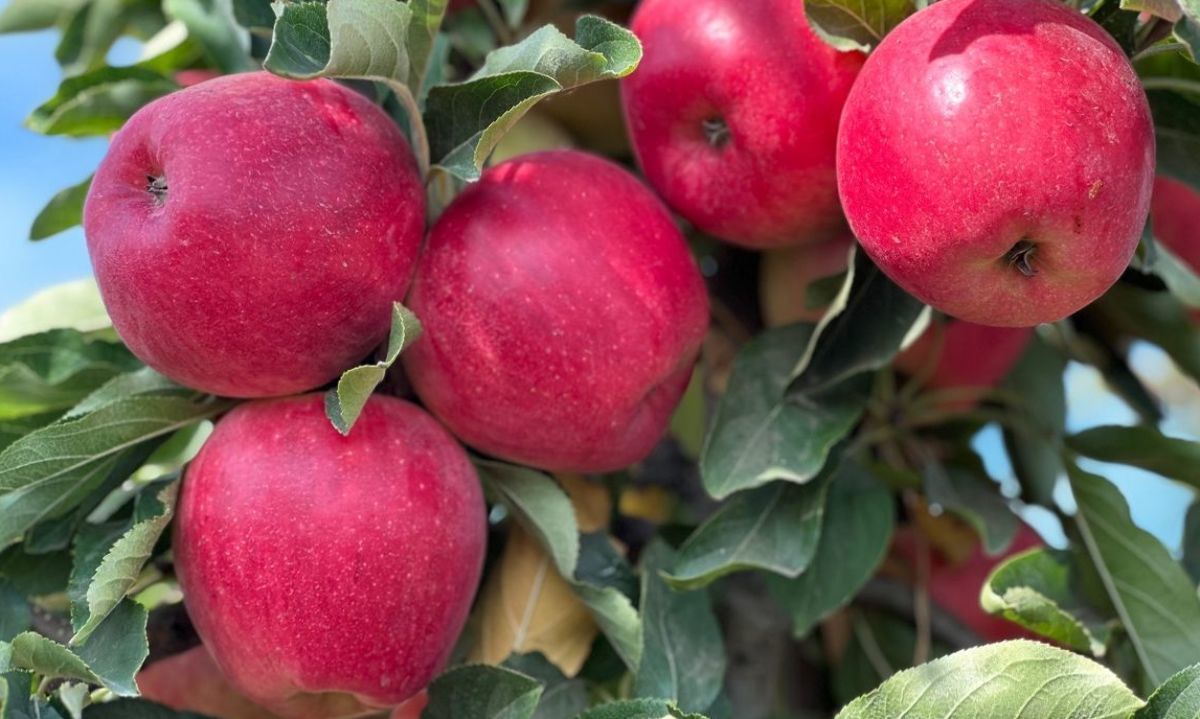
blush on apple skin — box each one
[838,0,1155,328]
[84,71,425,398]
[403,150,710,474]
[894,320,1033,410]
[174,394,485,719]
[620,0,864,249]
[1152,176,1200,274]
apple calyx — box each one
[1004,240,1039,277]
[702,117,731,149]
[146,174,168,205]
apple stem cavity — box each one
[146,174,168,205]
[1004,240,1039,277]
[702,117,731,149]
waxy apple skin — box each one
[837,0,1154,327]
[1152,176,1200,273]
[403,150,709,473]
[84,71,425,398]
[620,0,864,249]
[174,394,485,718]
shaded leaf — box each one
[30,175,93,241]
[922,460,1017,556]
[1001,336,1067,506]
[1068,462,1200,688]
[1135,664,1200,718]
[27,66,177,137]
[1148,88,1200,191]
[0,583,28,643]
[575,701,706,719]
[325,303,422,435]
[163,0,252,74]
[666,474,831,590]
[768,461,894,637]
[1184,501,1200,585]
[65,368,181,419]
[0,331,140,420]
[423,664,543,719]
[634,543,725,714]
[425,16,640,181]
[981,547,1112,656]
[84,699,211,718]
[0,0,84,34]
[701,323,870,499]
[805,0,917,52]
[1068,425,1200,490]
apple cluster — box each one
[76,0,1185,715]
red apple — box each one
[174,394,485,718]
[759,234,854,327]
[174,69,220,87]
[837,0,1155,327]
[890,524,1042,643]
[402,150,709,473]
[620,0,864,249]
[894,320,1033,409]
[138,647,285,719]
[84,71,425,398]
[1152,176,1200,273]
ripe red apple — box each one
[620,0,864,249]
[837,0,1155,327]
[174,394,485,718]
[138,647,285,719]
[402,150,709,473]
[1152,176,1200,273]
[84,71,425,398]
[759,234,854,327]
[890,524,1042,643]
[894,320,1033,409]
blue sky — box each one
[1,26,1195,553]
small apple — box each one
[403,150,709,473]
[84,71,425,397]
[894,320,1033,409]
[138,646,284,719]
[1151,176,1200,273]
[889,524,1042,643]
[759,234,854,327]
[174,394,485,718]
[837,0,1155,327]
[621,0,864,248]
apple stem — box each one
[702,117,731,149]
[146,175,168,205]
[1004,240,1038,277]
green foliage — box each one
[804,0,919,52]
[325,303,422,435]
[29,176,91,241]
[27,66,177,137]
[424,664,544,719]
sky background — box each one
[1,28,1196,554]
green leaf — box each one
[405,0,449,93]
[0,331,141,421]
[700,323,870,500]
[1135,664,1200,718]
[164,0,252,74]
[425,15,641,181]
[0,280,110,344]
[0,396,230,547]
[1068,462,1200,688]
[55,0,164,76]
[58,682,88,719]
[232,0,273,32]
[576,701,706,719]
[665,474,831,590]
[1000,336,1067,506]
[481,461,642,669]
[981,547,1112,656]
[325,303,422,435]
[9,599,147,696]
[0,0,85,34]
[835,640,1142,718]
[65,368,181,420]
[265,0,429,172]
[768,461,894,637]
[501,653,588,719]
[84,699,211,718]
[27,66,177,137]
[30,175,92,241]
[423,664,543,719]
[71,481,177,645]
[1148,88,1200,191]
[1093,284,1200,387]
[0,546,72,597]
[1120,0,1183,21]
[634,543,725,714]
[0,583,28,643]
[498,0,529,27]
[1068,425,1200,490]
[1135,221,1200,309]
[789,248,929,395]
[1178,0,1200,63]
[922,459,1017,556]
[1184,501,1200,585]
[804,0,916,53]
